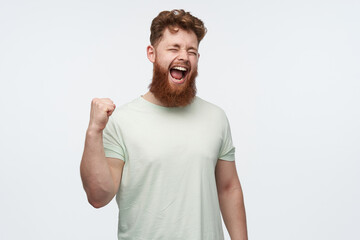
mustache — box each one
[169,60,191,69]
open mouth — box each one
[169,66,189,83]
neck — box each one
[142,91,166,107]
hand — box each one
[88,98,116,133]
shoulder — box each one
[193,96,232,130]
[194,96,227,117]
[111,97,141,117]
[105,97,143,127]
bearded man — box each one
[80,9,248,240]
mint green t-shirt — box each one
[103,95,235,240]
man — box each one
[80,9,248,240]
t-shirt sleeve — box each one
[102,113,126,162]
[218,112,236,161]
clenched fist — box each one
[88,98,116,132]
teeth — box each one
[173,66,187,71]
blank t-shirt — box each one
[103,95,235,240]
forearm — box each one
[80,129,115,207]
[218,187,248,240]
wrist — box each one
[86,126,103,136]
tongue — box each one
[170,69,183,80]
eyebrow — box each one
[169,44,181,48]
[188,47,198,52]
[168,44,198,51]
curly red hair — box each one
[150,9,207,46]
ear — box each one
[147,45,155,63]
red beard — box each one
[148,62,198,107]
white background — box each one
[1,0,359,239]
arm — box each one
[80,130,124,208]
[215,159,248,240]
[80,98,124,208]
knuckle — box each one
[105,98,114,104]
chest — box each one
[121,113,222,169]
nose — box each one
[177,49,189,61]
